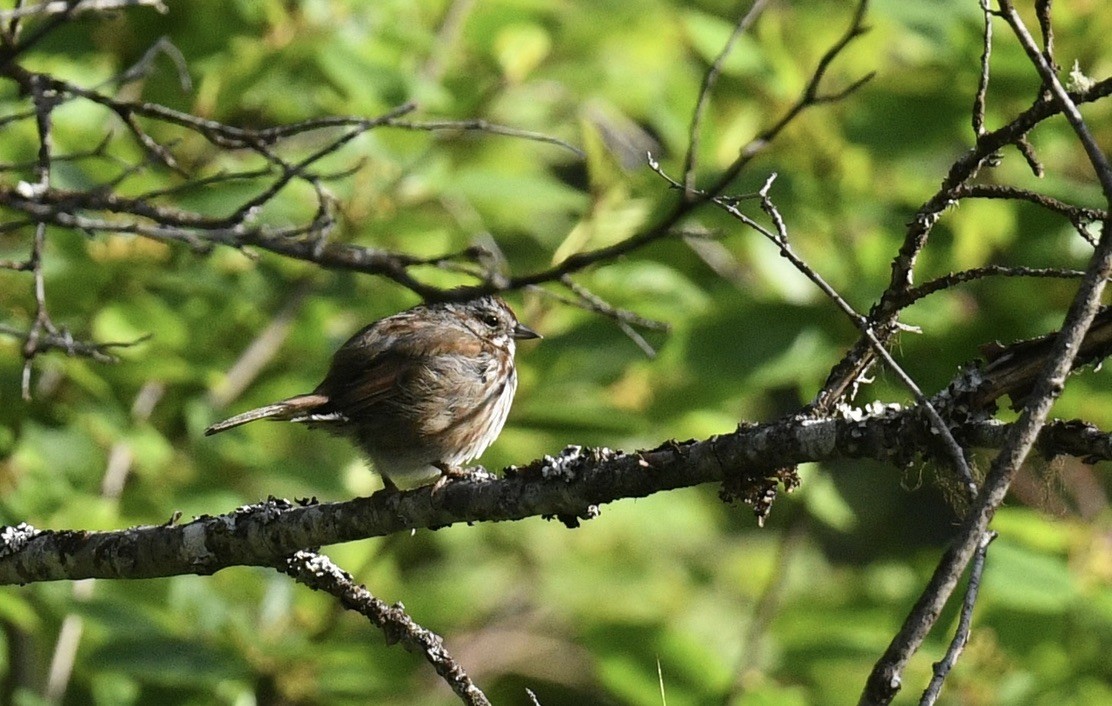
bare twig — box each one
[0,58,588,304]
[859,3,1112,701]
[953,183,1105,244]
[452,0,874,300]
[918,531,996,706]
[1014,133,1045,177]
[900,265,1084,306]
[972,0,993,137]
[695,0,873,202]
[0,1,875,344]
[1035,0,1055,71]
[1000,3,1112,197]
[386,117,585,159]
[20,73,57,399]
[755,178,977,497]
[554,276,669,357]
[0,132,118,173]
[282,551,491,706]
[0,324,146,363]
[815,75,1112,411]
[682,0,773,195]
[0,1,81,69]
[109,36,189,91]
[654,164,979,498]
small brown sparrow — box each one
[205,295,540,490]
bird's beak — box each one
[512,323,541,340]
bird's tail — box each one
[204,394,330,436]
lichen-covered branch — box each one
[282,551,491,706]
[1,409,1107,586]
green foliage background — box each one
[1,0,1110,704]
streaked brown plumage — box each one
[205,296,539,490]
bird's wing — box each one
[316,312,489,416]
[318,348,414,416]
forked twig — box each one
[860,3,1112,702]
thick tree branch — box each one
[0,411,1107,586]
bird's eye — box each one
[481,313,500,328]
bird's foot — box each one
[431,463,474,493]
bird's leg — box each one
[431,462,474,493]
[374,473,400,495]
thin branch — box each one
[219,125,368,226]
[918,531,996,706]
[0,107,35,128]
[656,164,979,498]
[0,324,149,363]
[465,0,874,297]
[553,276,669,357]
[815,75,1112,411]
[0,132,117,173]
[0,4,873,316]
[900,265,1084,306]
[697,0,873,201]
[0,0,81,69]
[1013,133,1044,177]
[116,108,185,174]
[953,183,1105,244]
[753,179,977,497]
[130,165,275,200]
[0,61,595,299]
[1000,2,1112,198]
[282,551,491,706]
[1,0,27,44]
[385,117,585,159]
[1035,0,1054,70]
[972,0,993,137]
[108,36,190,91]
[682,0,773,195]
[20,73,56,399]
[859,3,1112,701]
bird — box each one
[205,295,540,491]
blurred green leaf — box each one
[87,636,248,685]
[983,540,1078,613]
[681,10,766,77]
